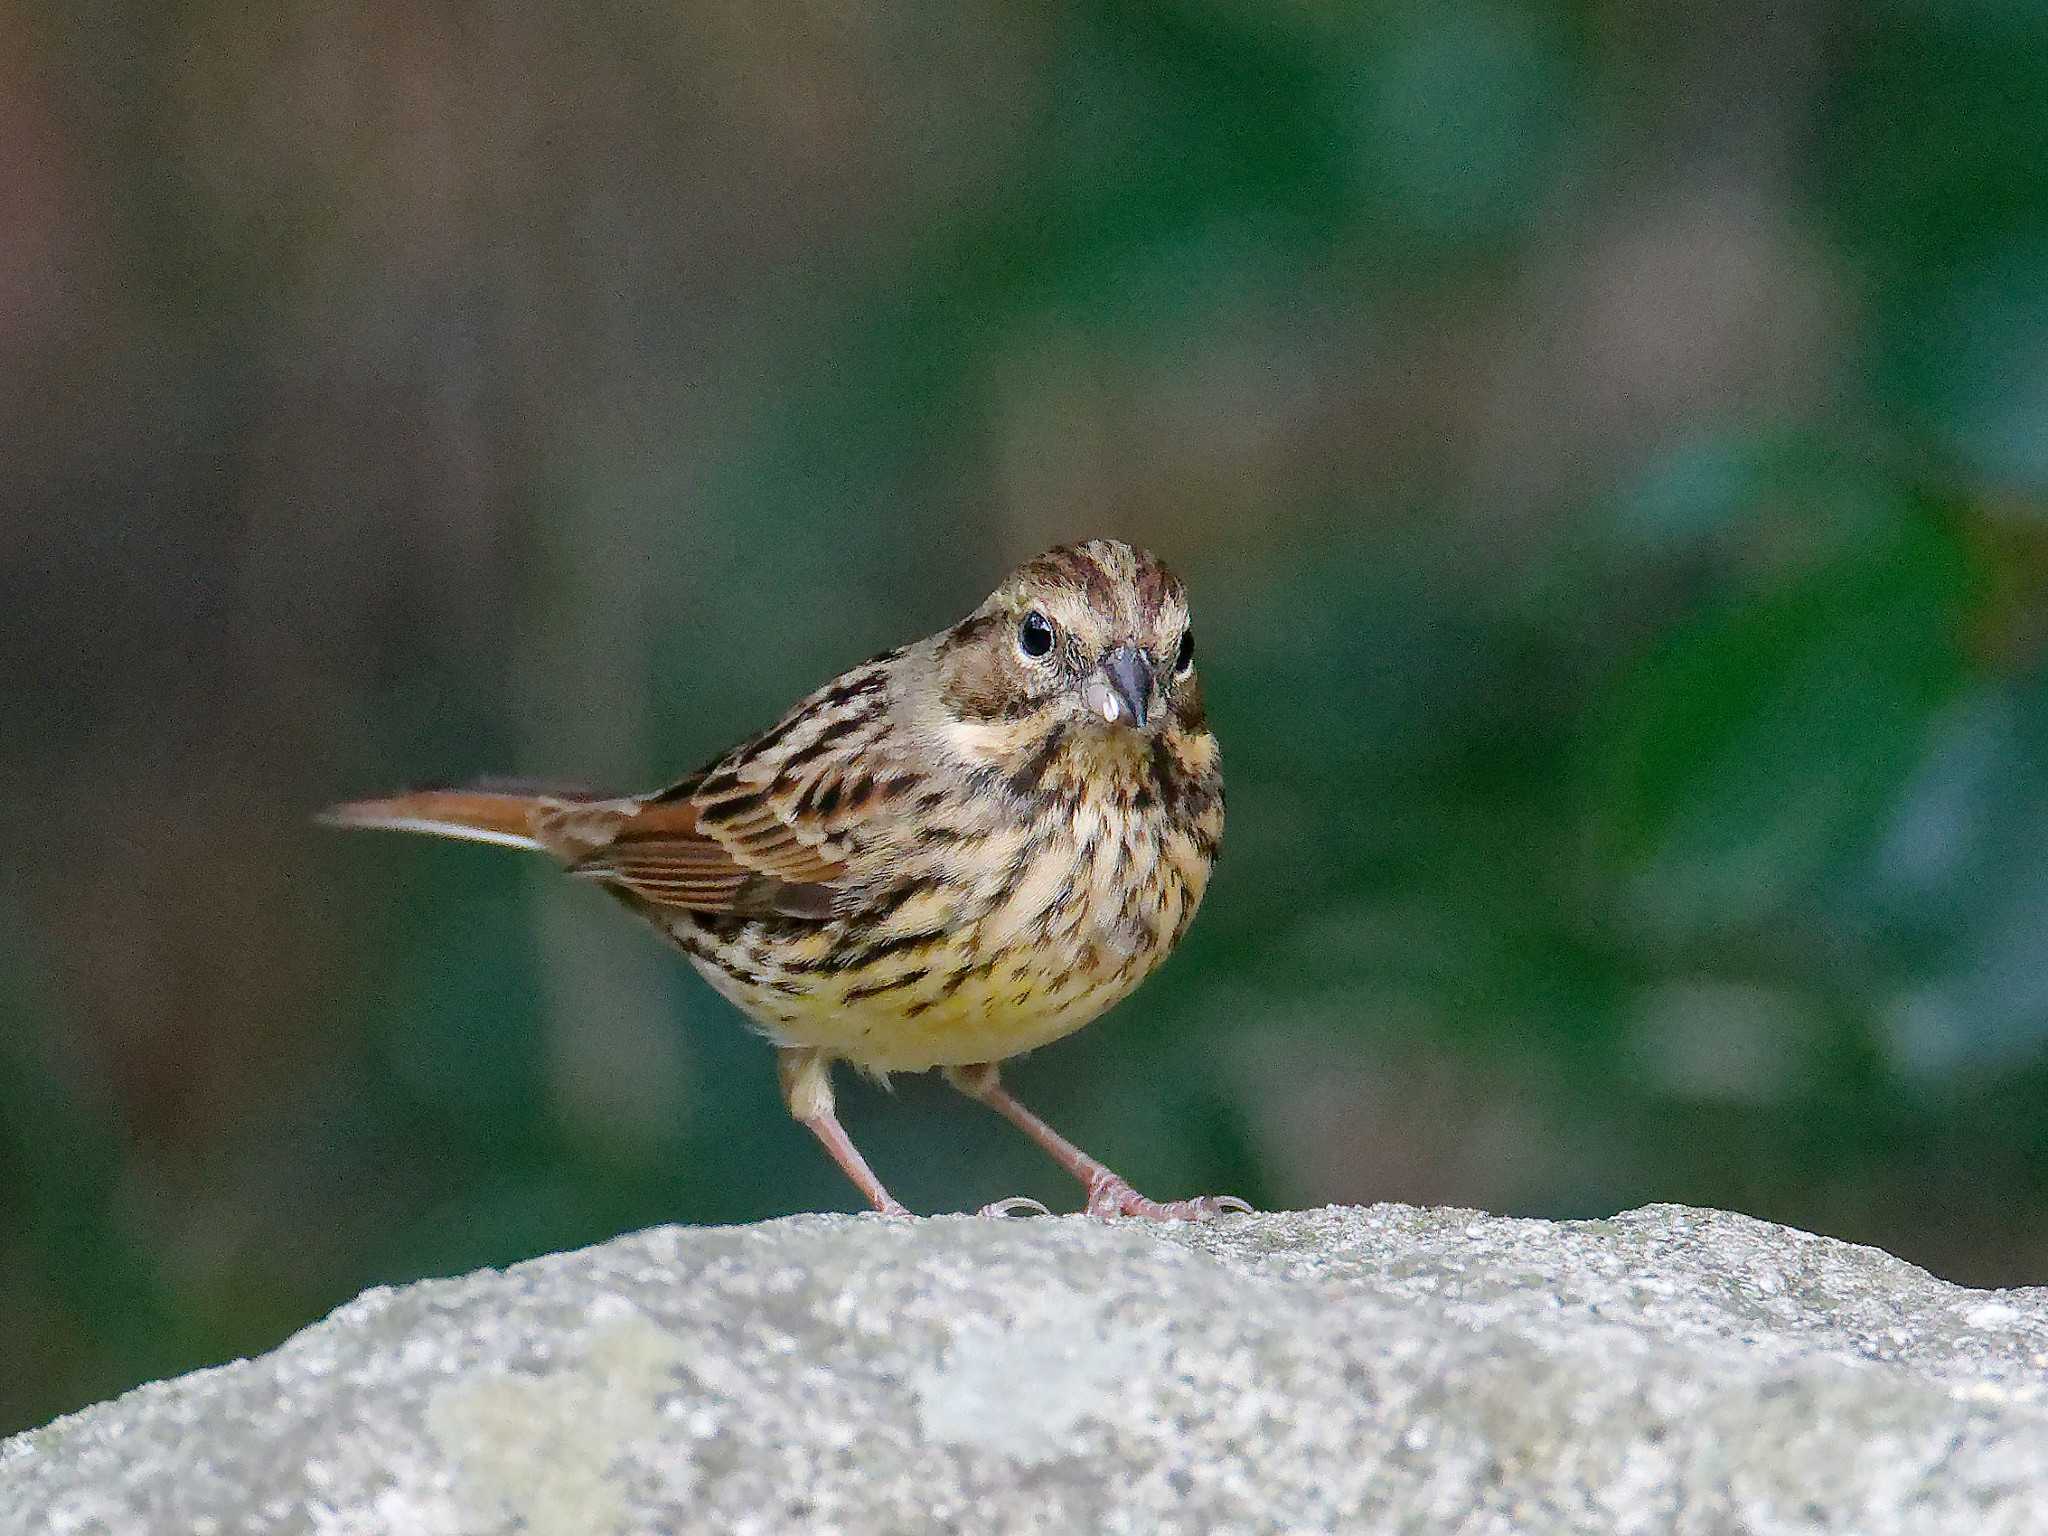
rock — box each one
[5,1204,2048,1534]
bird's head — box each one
[932,539,1209,789]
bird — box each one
[323,538,1246,1221]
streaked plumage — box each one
[325,539,1243,1219]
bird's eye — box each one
[1174,628,1195,676]
[1017,610,1056,660]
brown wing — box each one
[554,651,919,921]
[555,795,849,919]
[321,783,849,919]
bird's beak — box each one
[1085,644,1155,730]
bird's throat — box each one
[1003,718,1159,805]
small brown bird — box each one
[324,539,1245,1220]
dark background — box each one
[8,0,2048,1436]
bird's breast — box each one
[667,788,1216,1073]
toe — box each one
[1092,1185,1254,1221]
[1083,1173,1137,1219]
[977,1196,1053,1218]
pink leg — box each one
[797,1102,913,1216]
[946,1064,1252,1221]
[780,1048,910,1216]
[780,1050,1044,1218]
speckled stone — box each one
[6,1205,2048,1534]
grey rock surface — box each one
[6,1204,2048,1535]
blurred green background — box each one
[7,0,2048,1436]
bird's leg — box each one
[945,1063,1251,1221]
[779,1047,911,1217]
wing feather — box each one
[558,656,911,918]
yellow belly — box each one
[690,942,1155,1071]
[661,792,1210,1074]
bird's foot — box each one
[976,1195,1053,1218]
[1084,1172,1252,1221]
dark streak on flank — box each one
[710,958,762,989]
[935,956,1001,998]
[798,926,951,975]
[850,928,950,966]
[858,878,936,924]
[843,967,930,1003]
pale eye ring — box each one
[1017,610,1056,660]
[1173,627,1195,676]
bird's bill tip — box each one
[1094,645,1155,730]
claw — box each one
[976,1196,1053,1218]
[1083,1173,1253,1222]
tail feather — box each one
[318,789,561,853]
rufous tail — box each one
[318,789,560,853]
